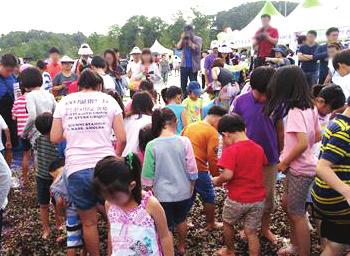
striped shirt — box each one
[311,114,350,223]
[12,95,29,136]
[34,135,58,180]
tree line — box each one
[0,1,297,60]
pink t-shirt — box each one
[281,107,320,177]
[53,91,123,177]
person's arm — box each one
[176,33,185,50]
[266,29,279,45]
[181,110,188,128]
[189,37,202,52]
[324,72,332,84]
[276,119,284,153]
[313,45,328,61]
[0,154,11,208]
[147,197,174,256]
[113,114,126,156]
[55,196,65,217]
[298,52,313,61]
[212,168,233,186]
[51,118,64,143]
[265,57,285,65]
[105,201,112,256]
[4,128,11,149]
[211,67,220,81]
[207,133,219,176]
[141,142,156,188]
[183,137,198,192]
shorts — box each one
[36,176,53,205]
[223,198,265,230]
[160,198,192,232]
[321,220,350,245]
[67,168,102,210]
[192,171,216,204]
[20,138,31,151]
[263,164,277,213]
[66,205,83,248]
[285,171,314,216]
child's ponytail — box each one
[125,152,142,204]
[152,108,178,138]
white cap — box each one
[218,44,232,54]
[60,55,75,63]
[130,46,142,55]
[78,43,93,55]
[210,40,219,49]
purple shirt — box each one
[233,91,279,164]
[204,53,218,83]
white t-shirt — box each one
[127,61,141,78]
[122,114,152,157]
[53,91,122,177]
[101,73,116,90]
[0,115,8,151]
[328,59,350,99]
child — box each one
[52,56,77,101]
[232,66,282,243]
[142,108,198,255]
[49,159,85,256]
[12,85,30,185]
[137,124,153,165]
[164,86,186,134]
[264,66,321,256]
[0,115,11,157]
[20,67,56,146]
[213,114,267,256]
[36,60,52,91]
[34,112,59,239]
[93,155,174,256]
[182,81,203,125]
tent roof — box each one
[259,0,281,16]
[150,40,172,55]
[302,0,321,8]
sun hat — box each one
[218,44,232,54]
[187,81,202,97]
[60,55,75,64]
[130,47,142,55]
[210,40,220,50]
[78,43,93,55]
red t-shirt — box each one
[218,140,267,203]
[47,62,62,80]
[255,26,279,58]
[68,80,78,94]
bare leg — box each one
[321,241,346,256]
[221,221,235,255]
[78,207,100,256]
[5,149,12,166]
[40,204,50,239]
[289,214,310,256]
[244,227,260,256]
[67,249,76,256]
[176,220,187,255]
[22,150,30,186]
[204,203,220,230]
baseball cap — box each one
[187,81,202,96]
[210,40,219,49]
[130,47,142,55]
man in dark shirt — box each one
[253,14,279,68]
[314,27,340,84]
[298,30,319,87]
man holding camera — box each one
[177,25,202,98]
[253,14,279,68]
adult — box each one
[176,25,202,98]
[51,69,126,256]
[314,27,340,84]
[204,40,219,86]
[218,44,233,67]
[72,43,93,75]
[159,54,171,85]
[0,54,18,164]
[104,49,119,79]
[126,46,142,79]
[46,47,62,79]
[122,91,154,157]
[200,51,209,88]
[253,14,279,68]
[52,56,77,101]
[298,30,319,87]
[91,56,116,91]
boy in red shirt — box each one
[213,114,267,256]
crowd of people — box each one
[0,13,350,256]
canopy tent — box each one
[232,1,286,48]
[150,40,173,55]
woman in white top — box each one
[122,91,154,157]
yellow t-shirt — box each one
[182,97,203,124]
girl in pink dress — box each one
[93,154,174,256]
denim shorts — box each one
[36,176,53,205]
[160,198,192,232]
[192,171,216,204]
[67,168,102,210]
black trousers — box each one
[180,67,198,98]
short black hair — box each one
[48,47,60,54]
[78,69,103,90]
[165,86,182,100]
[184,25,194,32]
[261,14,271,20]
[333,49,350,70]
[48,158,65,173]
[36,60,47,70]
[317,84,346,110]
[218,114,246,134]
[91,56,106,69]
[307,30,317,37]
[250,66,275,93]
[35,112,53,135]
[19,67,43,89]
[326,27,339,36]
[207,106,227,117]
[0,54,18,68]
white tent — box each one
[150,40,173,55]
[233,1,286,48]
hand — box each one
[277,161,288,173]
[343,187,350,206]
[5,141,12,149]
[180,32,185,40]
[212,177,220,187]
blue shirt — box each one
[0,75,15,100]
[184,46,192,68]
[166,104,185,134]
[299,44,318,72]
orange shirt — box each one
[182,121,219,176]
[47,62,62,79]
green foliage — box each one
[0,1,298,59]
